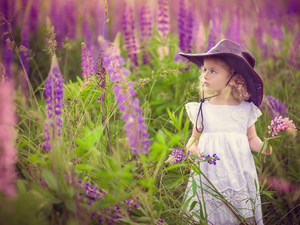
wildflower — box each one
[139,4,152,64]
[165,148,190,163]
[260,96,288,119]
[206,20,216,52]
[157,0,170,41]
[29,0,40,37]
[4,38,13,79]
[81,42,95,79]
[0,80,17,198]
[65,0,76,40]
[178,0,193,54]
[268,116,297,137]
[123,4,139,67]
[99,36,150,155]
[44,54,64,150]
[204,153,220,165]
[166,148,220,165]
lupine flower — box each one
[268,116,297,137]
[139,4,152,65]
[229,8,241,44]
[123,4,139,67]
[0,80,17,198]
[64,0,76,40]
[157,0,170,41]
[203,153,220,165]
[165,148,220,165]
[29,0,40,37]
[50,0,64,48]
[265,176,293,192]
[43,54,64,150]
[178,0,193,54]
[165,148,190,163]
[78,180,143,224]
[99,36,150,155]
[82,5,93,51]
[260,96,288,119]
[4,38,13,79]
[206,20,216,52]
[81,42,95,79]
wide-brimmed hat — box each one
[179,39,263,107]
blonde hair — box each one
[198,56,251,101]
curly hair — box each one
[198,56,251,102]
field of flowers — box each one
[0,0,300,224]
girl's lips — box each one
[204,82,209,86]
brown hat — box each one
[179,39,263,107]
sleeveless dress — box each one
[183,101,264,225]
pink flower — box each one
[268,116,297,137]
[0,80,17,198]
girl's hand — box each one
[188,145,202,161]
[264,145,273,155]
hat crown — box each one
[208,39,256,68]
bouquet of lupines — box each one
[165,148,220,165]
[258,116,297,156]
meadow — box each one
[0,0,300,224]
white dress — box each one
[183,101,263,225]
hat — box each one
[179,39,263,107]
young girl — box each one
[179,39,272,225]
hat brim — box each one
[179,52,263,107]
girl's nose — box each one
[203,71,209,79]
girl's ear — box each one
[230,68,236,75]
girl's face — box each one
[202,58,231,94]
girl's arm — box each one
[247,124,272,155]
[186,126,202,159]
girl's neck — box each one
[209,86,241,106]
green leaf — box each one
[162,164,186,171]
[191,164,200,174]
[134,216,151,223]
[65,198,76,212]
[42,170,58,191]
[156,131,166,145]
[192,179,197,196]
[167,134,181,147]
[130,207,147,217]
[167,174,189,189]
[190,201,197,211]
[74,164,94,171]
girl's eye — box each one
[211,70,216,74]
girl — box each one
[179,39,272,225]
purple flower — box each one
[64,0,76,40]
[206,21,216,52]
[157,0,170,41]
[4,38,13,79]
[123,4,139,67]
[0,80,17,198]
[260,96,288,119]
[29,0,40,37]
[204,153,220,165]
[99,37,150,155]
[268,116,297,137]
[139,5,152,64]
[81,43,95,79]
[43,54,64,151]
[166,148,190,163]
[50,0,64,48]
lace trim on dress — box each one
[231,108,246,127]
[184,185,262,225]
